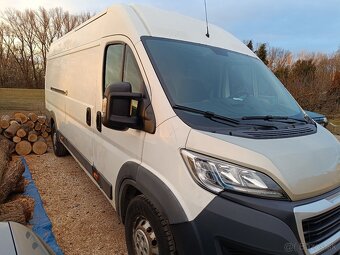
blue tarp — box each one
[22,157,64,255]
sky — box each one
[0,0,339,54]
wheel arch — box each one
[116,161,188,225]
[49,110,57,128]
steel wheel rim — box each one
[133,216,159,255]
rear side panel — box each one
[45,58,66,131]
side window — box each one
[104,44,124,89]
[123,46,144,93]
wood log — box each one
[0,159,25,204]
[6,195,34,222]
[28,112,38,123]
[18,196,34,222]
[34,122,42,131]
[16,129,26,138]
[37,115,47,124]
[21,122,32,132]
[40,124,47,133]
[0,137,13,183]
[16,123,31,138]
[13,176,25,193]
[15,141,32,156]
[14,113,28,124]
[4,121,20,138]
[26,120,35,129]
[0,115,11,129]
[45,118,50,126]
[32,137,47,155]
[41,131,49,138]
[27,131,38,143]
[13,136,21,143]
[0,135,15,155]
[0,200,26,224]
[46,127,51,133]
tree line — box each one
[0,8,339,116]
[246,40,340,116]
[0,8,91,89]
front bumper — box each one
[171,188,340,255]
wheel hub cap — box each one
[133,217,159,255]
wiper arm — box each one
[173,104,239,125]
[242,115,288,120]
[242,115,308,123]
[174,105,283,129]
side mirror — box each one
[102,82,143,130]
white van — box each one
[45,4,340,255]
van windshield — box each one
[142,37,304,121]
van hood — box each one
[186,126,340,201]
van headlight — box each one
[181,150,288,200]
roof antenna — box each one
[204,0,210,38]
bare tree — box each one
[0,7,92,89]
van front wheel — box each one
[125,195,176,255]
[51,123,68,157]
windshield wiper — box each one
[242,115,308,123]
[173,105,284,129]
[173,105,239,125]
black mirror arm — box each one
[109,115,139,125]
[108,92,143,101]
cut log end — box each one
[15,141,32,156]
[37,115,47,124]
[0,115,11,129]
[4,121,20,138]
[16,128,27,138]
[35,122,42,131]
[28,113,38,123]
[14,113,28,124]
[26,120,35,129]
[13,136,21,143]
[41,131,49,138]
[28,132,38,143]
[32,139,47,155]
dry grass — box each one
[0,88,45,112]
[328,118,340,135]
[330,118,340,126]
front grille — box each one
[302,206,340,248]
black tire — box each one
[125,195,176,255]
[51,122,68,157]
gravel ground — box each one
[24,144,127,255]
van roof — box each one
[48,4,255,58]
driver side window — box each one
[104,43,144,94]
[104,44,124,89]
[104,43,145,117]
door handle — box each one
[86,107,91,126]
[96,111,102,132]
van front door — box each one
[93,36,148,202]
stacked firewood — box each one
[0,113,50,155]
[0,136,34,224]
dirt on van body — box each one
[24,144,127,255]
